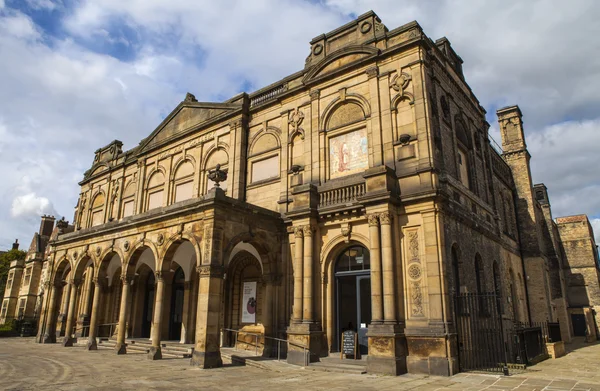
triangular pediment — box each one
[138,100,241,153]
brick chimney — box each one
[12,239,19,250]
[40,215,56,237]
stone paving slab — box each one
[0,338,599,390]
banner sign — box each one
[242,281,257,323]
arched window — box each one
[335,246,370,273]
[146,170,165,210]
[326,101,369,180]
[248,132,280,184]
[172,160,195,203]
[90,193,105,227]
[455,118,472,190]
[493,261,503,314]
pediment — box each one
[138,101,241,154]
[303,46,379,84]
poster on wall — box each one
[241,281,257,323]
[329,128,368,179]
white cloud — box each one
[11,192,57,218]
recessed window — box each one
[122,200,134,218]
[251,155,279,183]
[457,147,469,188]
[174,181,193,202]
[148,190,164,210]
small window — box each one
[18,298,26,317]
[23,267,32,286]
[122,200,134,217]
[91,210,103,227]
[148,190,164,210]
[174,181,193,203]
[0,300,8,318]
[251,155,279,183]
[7,272,13,290]
[335,246,370,273]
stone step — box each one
[96,339,193,358]
[306,357,367,375]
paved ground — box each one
[0,337,599,390]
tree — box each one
[0,249,27,300]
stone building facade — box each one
[27,11,599,376]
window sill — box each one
[247,177,280,190]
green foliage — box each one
[0,249,27,299]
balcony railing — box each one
[318,181,366,208]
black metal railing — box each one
[454,293,559,375]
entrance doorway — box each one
[169,267,185,340]
[571,314,587,337]
[335,245,371,355]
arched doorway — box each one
[168,267,185,340]
[335,245,371,355]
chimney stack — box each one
[40,215,56,237]
[12,239,19,250]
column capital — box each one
[309,89,320,101]
[365,65,379,79]
[120,274,133,285]
[302,225,314,237]
[154,270,165,281]
[196,264,225,279]
[294,226,304,238]
[367,213,380,226]
[379,211,392,225]
[69,278,82,287]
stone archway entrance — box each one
[335,245,371,355]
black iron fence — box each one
[454,293,560,375]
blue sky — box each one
[1,0,599,249]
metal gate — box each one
[454,292,510,374]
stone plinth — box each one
[366,324,407,375]
[547,341,566,359]
[287,323,323,366]
[405,332,458,376]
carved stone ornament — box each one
[399,134,411,145]
[367,214,379,227]
[184,92,198,102]
[365,66,379,79]
[312,43,323,56]
[207,164,227,188]
[341,223,352,242]
[408,231,419,263]
[288,108,305,140]
[157,233,165,246]
[72,251,78,260]
[379,211,392,225]
[294,227,303,238]
[302,225,314,237]
[411,281,424,316]
[95,246,101,257]
[196,264,225,278]
[123,241,130,252]
[390,72,412,94]
[360,21,372,34]
[408,263,422,280]
[309,89,320,101]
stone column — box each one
[86,278,102,350]
[60,282,72,318]
[302,225,314,323]
[115,276,131,354]
[62,279,79,347]
[292,227,303,323]
[148,271,165,360]
[368,213,384,323]
[42,283,59,343]
[81,270,94,317]
[180,281,192,344]
[380,211,396,323]
[191,264,224,368]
